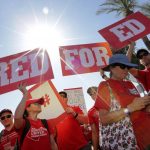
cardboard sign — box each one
[28,80,67,126]
[99,12,150,50]
[59,42,112,76]
[64,87,87,114]
[0,48,54,94]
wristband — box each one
[74,113,78,118]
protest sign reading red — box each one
[59,42,112,76]
[0,48,54,94]
[98,12,150,50]
[28,80,67,126]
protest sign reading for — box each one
[64,87,87,114]
[28,80,67,126]
[0,48,54,94]
[99,12,150,50]
[59,42,112,76]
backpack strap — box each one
[20,118,30,147]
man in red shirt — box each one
[56,91,91,150]
[87,87,100,150]
[127,45,150,93]
[134,49,150,92]
[0,109,18,150]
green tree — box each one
[138,2,150,18]
[96,0,150,51]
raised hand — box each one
[18,82,28,95]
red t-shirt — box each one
[0,127,18,150]
[56,106,88,150]
[17,119,53,150]
[88,106,99,132]
[95,79,150,150]
[136,67,150,92]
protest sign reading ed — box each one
[59,42,112,76]
[99,12,150,50]
[0,48,54,94]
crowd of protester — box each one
[0,47,150,150]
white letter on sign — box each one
[0,62,9,86]
[123,19,145,35]
[109,24,133,42]
[79,48,94,67]
[109,19,145,42]
[92,47,109,66]
[10,56,29,83]
[29,52,49,77]
[63,49,78,70]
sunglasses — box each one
[111,63,131,70]
[0,114,12,121]
[138,52,149,59]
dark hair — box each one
[59,91,67,98]
[23,110,29,118]
[0,109,12,117]
[136,49,148,59]
[87,87,98,95]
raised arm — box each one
[126,42,135,62]
[14,83,28,129]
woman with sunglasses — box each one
[0,109,18,150]
[95,54,150,150]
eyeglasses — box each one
[0,114,12,121]
[138,52,149,59]
[111,63,130,70]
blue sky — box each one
[0,0,149,130]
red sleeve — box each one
[94,81,110,110]
[72,106,83,114]
[88,108,97,124]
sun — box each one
[23,24,64,50]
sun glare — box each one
[24,24,64,50]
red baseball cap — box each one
[25,98,44,108]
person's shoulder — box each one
[98,80,108,88]
[88,106,96,112]
[88,107,96,115]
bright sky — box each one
[0,0,149,130]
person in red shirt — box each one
[127,45,150,93]
[56,91,91,150]
[0,109,18,150]
[87,86,100,150]
[95,54,150,150]
[14,83,58,150]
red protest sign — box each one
[98,12,150,50]
[59,42,112,76]
[0,48,54,94]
